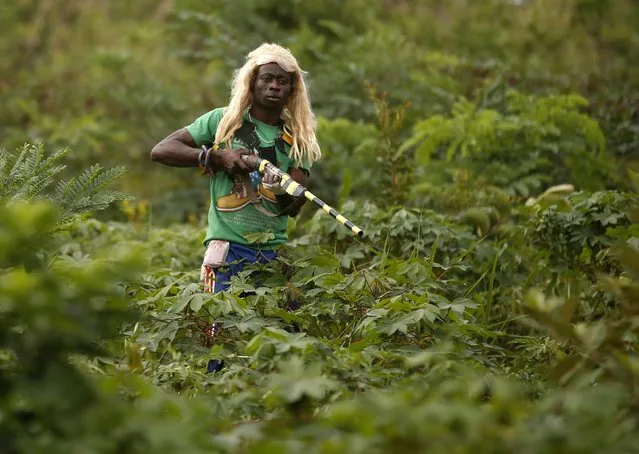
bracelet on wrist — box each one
[198,146,207,169]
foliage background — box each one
[1,0,638,452]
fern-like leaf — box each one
[0,144,70,200]
[0,151,8,182]
[55,165,130,222]
[2,143,130,228]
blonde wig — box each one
[214,43,321,167]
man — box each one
[150,43,321,371]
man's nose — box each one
[268,81,280,91]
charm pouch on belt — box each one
[203,240,230,268]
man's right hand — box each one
[205,148,251,175]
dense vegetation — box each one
[1,0,638,452]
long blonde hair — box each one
[214,43,321,167]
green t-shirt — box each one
[186,107,310,250]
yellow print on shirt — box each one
[216,174,278,212]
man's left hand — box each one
[262,169,286,195]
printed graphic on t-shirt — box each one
[215,152,279,212]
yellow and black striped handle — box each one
[242,154,364,237]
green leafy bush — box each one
[0,200,222,454]
[403,89,611,195]
[529,190,638,276]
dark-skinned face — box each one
[252,63,293,110]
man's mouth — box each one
[266,95,280,101]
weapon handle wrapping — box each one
[240,154,364,237]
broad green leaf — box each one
[189,293,205,313]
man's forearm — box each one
[150,128,202,167]
[277,193,306,217]
[151,141,200,167]
[275,167,308,217]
